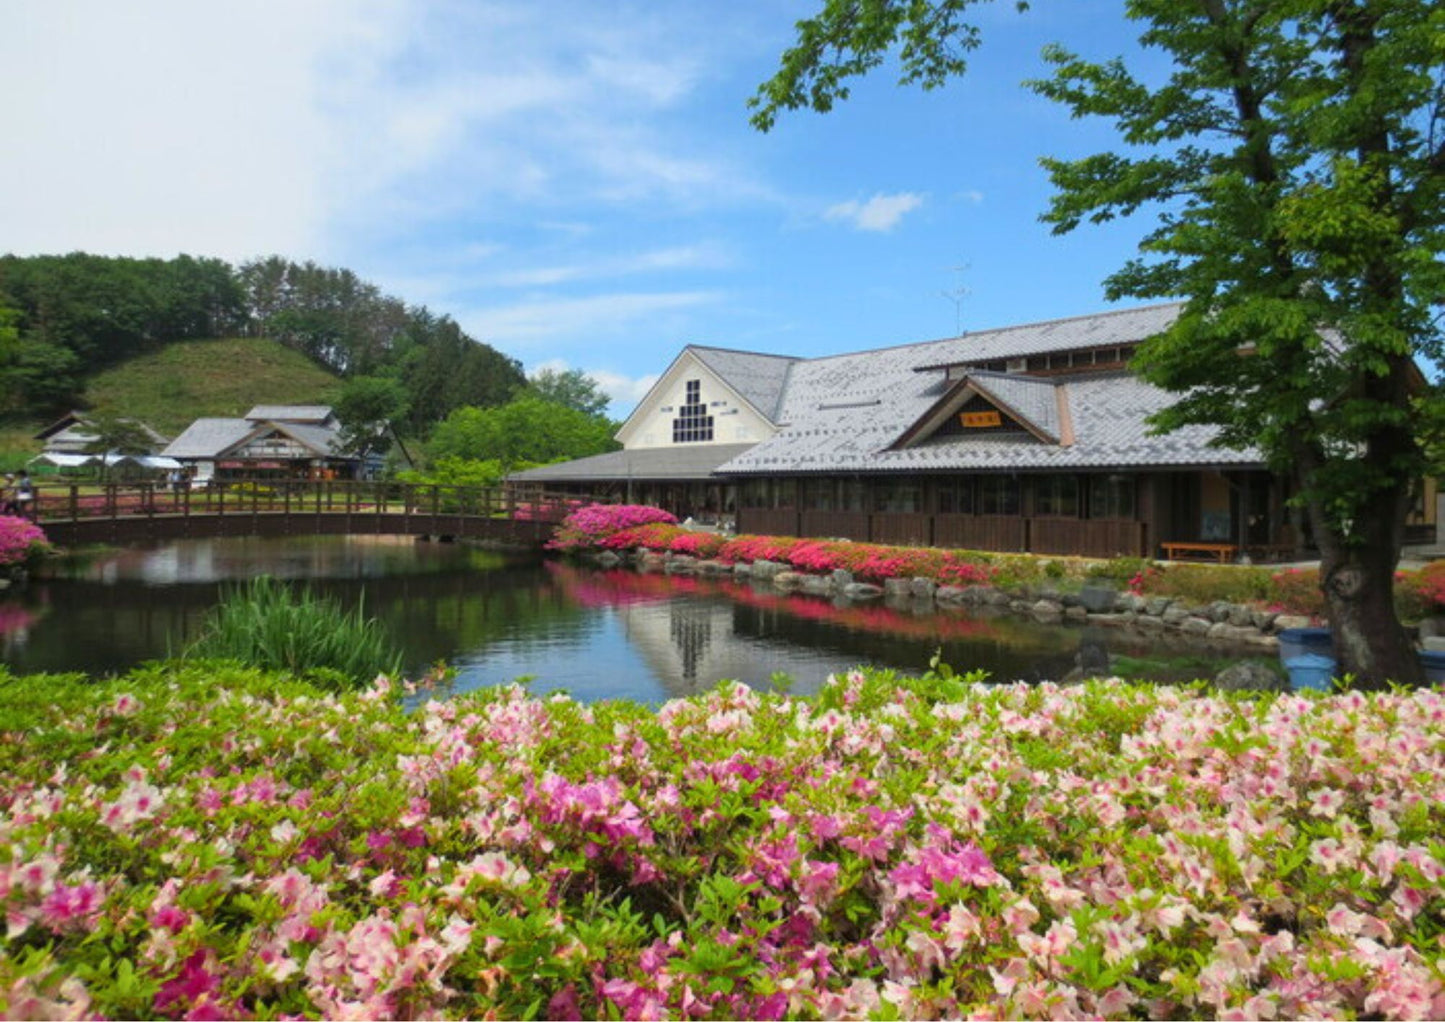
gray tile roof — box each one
[687,347,800,422]
[163,418,256,459]
[244,405,334,423]
[967,373,1060,443]
[714,303,1259,476]
[509,444,756,483]
[913,301,1184,369]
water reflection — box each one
[0,537,1279,701]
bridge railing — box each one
[27,480,611,526]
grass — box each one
[0,423,41,472]
[183,576,403,687]
[82,336,342,437]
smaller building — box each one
[163,406,361,484]
[34,411,170,457]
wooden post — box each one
[69,485,78,522]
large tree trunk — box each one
[1307,470,1423,689]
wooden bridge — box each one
[27,481,602,548]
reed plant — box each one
[184,576,403,687]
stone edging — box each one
[587,548,1320,651]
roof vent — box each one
[816,399,882,411]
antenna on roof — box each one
[940,262,971,337]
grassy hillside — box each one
[83,337,343,438]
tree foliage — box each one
[334,375,409,458]
[427,395,619,471]
[0,253,526,433]
[756,0,1445,686]
[526,367,612,417]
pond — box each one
[0,536,1278,701]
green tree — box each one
[334,375,409,458]
[82,412,160,481]
[526,367,612,417]
[427,395,619,471]
[754,0,1445,688]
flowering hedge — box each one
[0,515,50,567]
[547,504,679,551]
[3,663,1444,1019]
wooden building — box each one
[511,303,1436,560]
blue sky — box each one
[2,0,1158,416]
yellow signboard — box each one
[961,410,1002,428]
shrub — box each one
[717,534,802,564]
[1267,567,1327,617]
[0,515,50,568]
[669,531,726,558]
[597,522,685,550]
[1139,563,1272,606]
[547,504,678,551]
[2,667,1445,1019]
[184,576,403,686]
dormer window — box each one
[672,379,714,443]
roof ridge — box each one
[686,343,802,361]
[800,300,1184,365]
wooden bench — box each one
[1160,541,1238,564]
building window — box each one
[978,476,1020,516]
[937,477,975,515]
[874,478,921,513]
[672,379,714,443]
[1089,475,1136,519]
[1035,475,1081,517]
[840,478,868,513]
[803,478,836,511]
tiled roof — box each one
[967,373,1060,443]
[509,444,756,483]
[912,302,1184,369]
[687,347,799,422]
[163,419,257,459]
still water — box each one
[0,536,1270,702]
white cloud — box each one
[464,291,721,347]
[487,243,732,288]
[824,192,926,233]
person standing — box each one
[14,469,34,518]
[1,473,15,514]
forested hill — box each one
[0,253,525,436]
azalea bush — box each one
[4,662,1444,1020]
[547,504,679,551]
[0,514,50,567]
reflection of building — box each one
[163,406,367,484]
[512,304,1436,558]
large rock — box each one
[843,582,884,600]
[1143,596,1174,617]
[664,555,698,575]
[935,585,968,604]
[1227,604,1256,628]
[1181,616,1214,636]
[696,559,731,576]
[750,559,788,580]
[1418,617,1445,640]
[1118,592,1148,614]
[1209,621,1261,643]
[1273,614,1312,633]
[884,578,912,598]
[1207,600,1234,623]
[1214,661,1289,693]
[1161,605,1191,627]
[1135,614,1166,631]
[772,571,806,591]
[983,588,1013,607]
[910,577,938,601]
[1031,598,1064,619]
[1422,635,1445,652]
[1064,605,1089,621]
[1251,608,1278,632]
[594,550,623,568]
[831,569,855,589]
[1077,584,1120,614]
[801,576,835,596]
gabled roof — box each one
[34,411,169,446]
[244,405,334,424]
[163,418,257,459]
[221,421,342,459]
[686,346,800,422]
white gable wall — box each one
[616,351,776,450]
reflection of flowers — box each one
[0,601,39,636]
[547,562,999,641]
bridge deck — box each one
[24,481,598,548]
